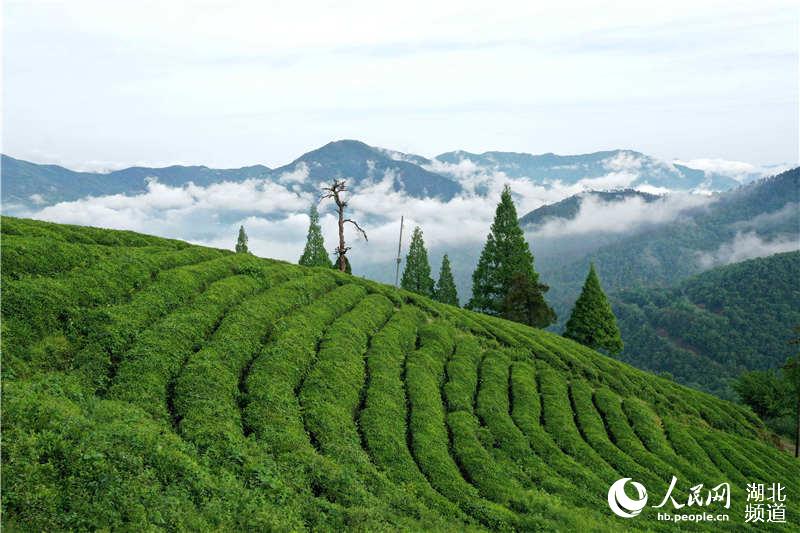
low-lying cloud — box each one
[697,231,799,269]
[16,163,766,275]
[673,158,786,183]
[528,193,713,239]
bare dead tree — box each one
[321,179,367,272]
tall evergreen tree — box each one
[467,185,554,326]
[434,254,459,306]
[235,225,249,254]
[299,204,332,267]
[401,226,434,297]
[502,272,556,327]
[563,263,623,354]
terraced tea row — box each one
[2,217,798,531]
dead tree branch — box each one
[319,179,367,272]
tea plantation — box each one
[2,216,798,531]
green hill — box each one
[2,216,798,531]
[540,167,799,325]
[613,252,800,400]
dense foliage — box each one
[733,351,800,453]
[613,251,800,399]
[3,216,798,531]
[564,264,623,354]
[468,186,554,327]
[298,204,333,268]
[501,272,556,328]
[401,226,435,297]
[434,253,459,306]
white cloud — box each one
[22,160,600,266]
[17,157,790,277]
[29,179,312,259]
[732,203,800,230]
[528,192,713,238]
[3,1,795,171]
[602,151,643,173]
[675,158,761,183]
[277,162,309,184]
[577,171,638,189]
[635,184,672,195]
[697,231,799,268]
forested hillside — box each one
[540,167,800,324]
[2,217,798,531]
[613,252,800,399]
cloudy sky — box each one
[3,0,798,170]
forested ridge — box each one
[614,251,800,399]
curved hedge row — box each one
[107,272,284,423]
[72,254,253,392]
[476,351,599,509]
[508,360,610,500]
[535,360,617,479]
[2,245,228,375]
[358,305,471,523]
[444,341,580,529]
[173,272,337,461]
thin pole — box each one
[394,215,404,287]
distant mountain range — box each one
[433,149,741,191]
[1,140,755,208]
[0,154,272,207]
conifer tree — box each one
[467,185,554,326]
[563,263,623,354]
[299,204,332,267]
[434,254,459,306]
[401,226,435,297]
[502,272,556,327]
[235,225,249,254]
[331,255,352,274]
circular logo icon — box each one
[608,478,648,518]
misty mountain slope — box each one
[1,154,272,206]
[2,142,749,212]
[519,189,661,229]
[613,251,800,400]
[539,167,800,325]
[4,216,798,531]
[435,149,740,191]
[271,140,461,200]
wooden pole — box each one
[395,215,404,287]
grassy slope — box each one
[2,216,798,532]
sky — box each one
[3,0,798,171]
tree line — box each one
[235,180,623,355]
